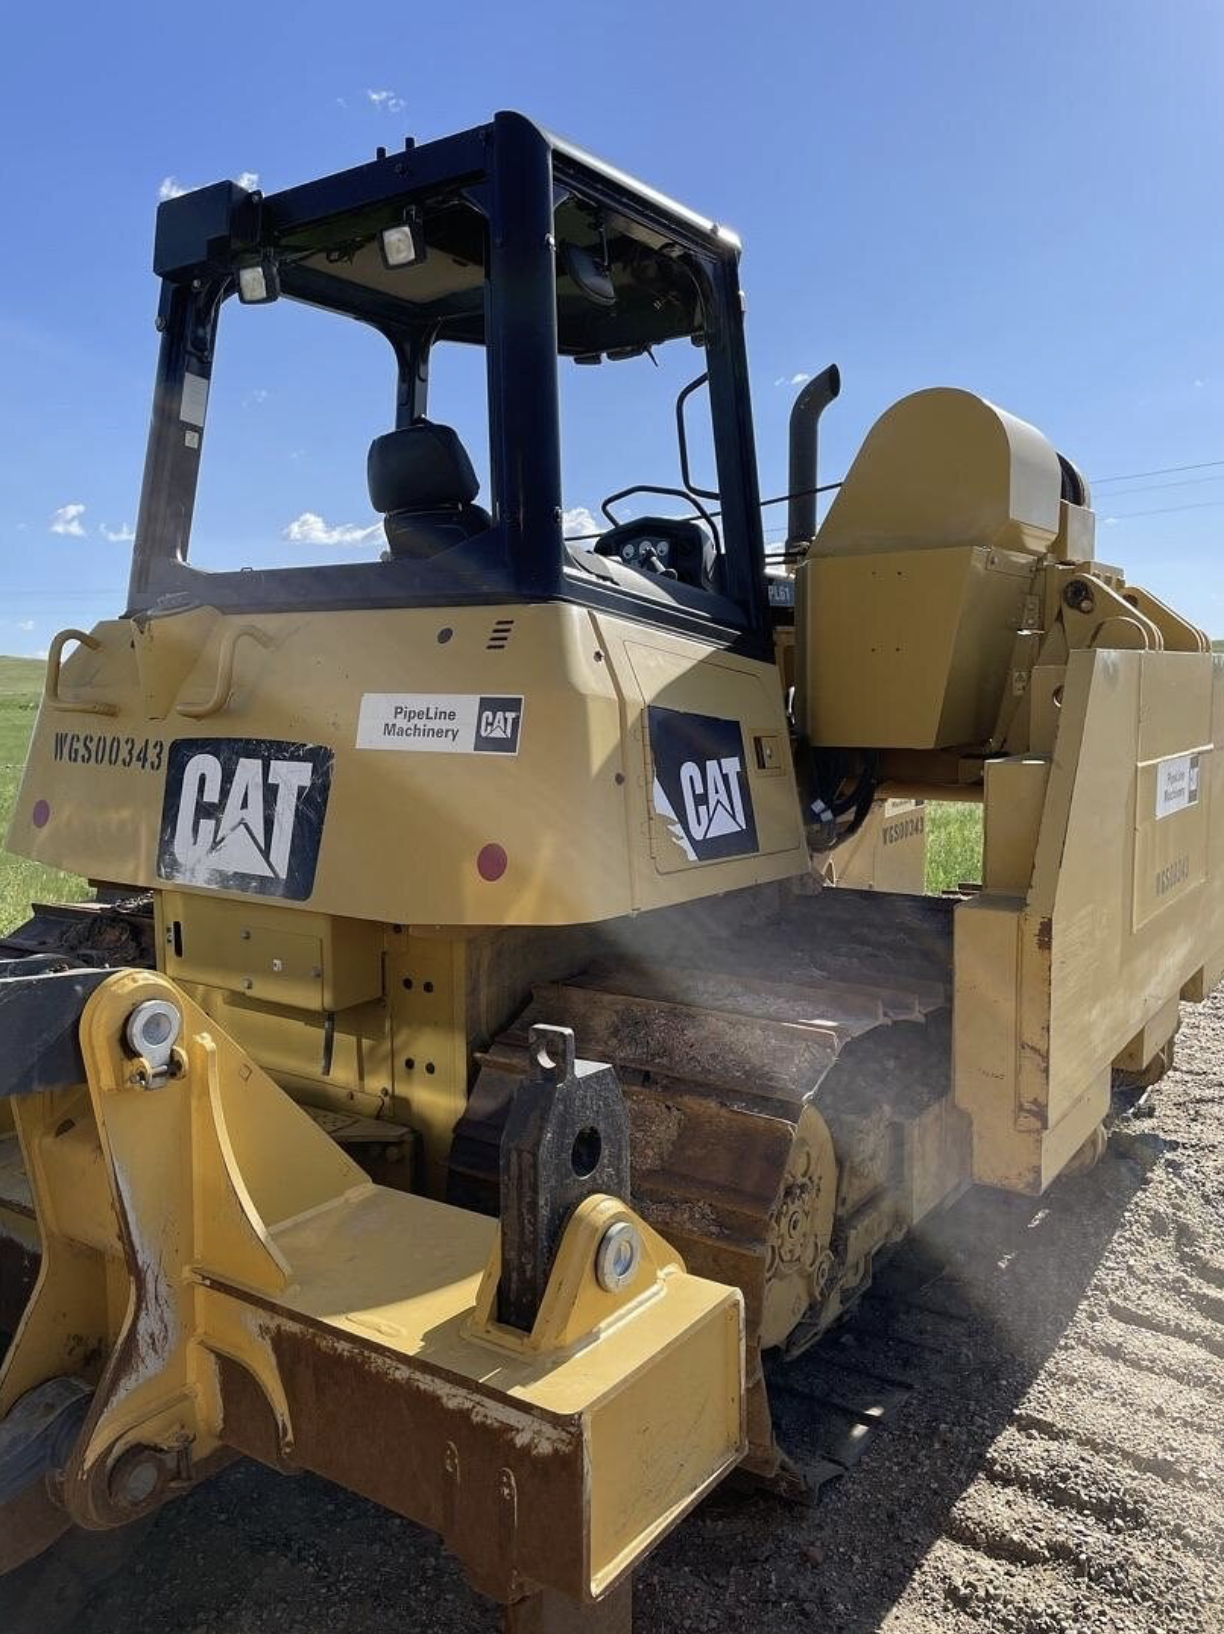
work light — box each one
[379,208,426,270]
[236,257,280,304]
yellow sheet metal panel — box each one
[1051,496,1096,563]
[815,388,1064,558]
[983,758,1049,894]
[188,921,320,1008]
[1208,659,1224,882]
[952,894,1026,1188]
[956,647,1224,1196]
[1131,652,1213,934]
[801,546,1034,749]
[801,548,969,747]
[176,987,391,1122]
[1115,994,1180,1074]
[1137,650,1213,760]
[1133,757,1210,931]
[11,604,806,927]
[823,798,927,891]
[389,931,471,1193]
[159,893,384,1011]
[1041,651,1217,1084]
[614,634,805,878]
[586,1292,742,1594]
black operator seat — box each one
[368,421,492,559]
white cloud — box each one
[562,505,600,546]
[100,522,136,542]
[49,502,87,537]
[283,511,382,547]
[775,371,812,387]
[18,619,34,632]
[34,648,49,661]
[367,88,406,113]
[243,388,270,408]
[158,169,260,202]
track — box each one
[450,888,962,1477]
[0,898,155,966]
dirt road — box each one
[5,991,1222,1634]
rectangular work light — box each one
[379,208,426,270]
[236,257,281,305]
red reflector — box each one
[31,800,50,829]
[477,843,507,882]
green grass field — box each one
[923,801,982,894]
[0,657,84,934]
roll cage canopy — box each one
[129,110,770,652]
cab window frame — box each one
[123,114,770,657]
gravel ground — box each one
[5,991,1222,1634]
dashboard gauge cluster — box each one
[619,536,670,565]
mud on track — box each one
[4,989,1223,1634]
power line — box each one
[1090,458,1224,486]
[569,456,1224,544]
[1091,471,1224,501]
[1102,498,1224,522]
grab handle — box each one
[44,630,119,717]
[176,625,275,719]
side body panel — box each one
[955,650,1224,1191]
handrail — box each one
[176,625,275,719]
[44,630,119,717]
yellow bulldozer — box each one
[1,111,1220,1630]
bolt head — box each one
[595,1220,643,1293]
[125,999,182,1058]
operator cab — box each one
[131,112,768,652]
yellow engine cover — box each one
[9,603,807,927]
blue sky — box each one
[3,0,1223,653]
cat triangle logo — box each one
[206,817,276,878]
[680,755,748,842]
[646,706,759,865]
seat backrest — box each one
[368,421,480,514]
[368,422,491,558]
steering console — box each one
[594,484,722,592]
[595,516,718,588]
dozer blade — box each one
[0,967,744,1627]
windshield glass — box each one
[551,186,737,609]
[559,347,718,550]
[183,194,494,573]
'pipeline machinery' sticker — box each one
[157,738,333,900]
[1155,751,1202,820]
[356,694,523,754]
[648,706,759,863]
